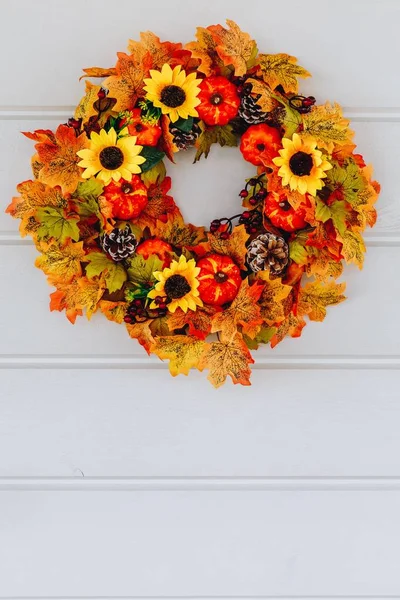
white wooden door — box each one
[1,0,400,597]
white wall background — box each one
[1,0,400,597]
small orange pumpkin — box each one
[104,175,148,220]
[136,238,172,268]
[197,254,242,306]
[264,192,309,232]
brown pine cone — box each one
[246,233,289,275]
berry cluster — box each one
[123,296,168,324]
[239,175,268,206]
[239,209,263,234]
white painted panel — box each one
[0,117,395,235]
[1,489,400,596]
[1,245,398,356]
[1,369,400,477]
[2,0,400,107]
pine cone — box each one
[238,92,270,125]
[169,122,201,150]
[246,233,289,275]
[102,225,137,262]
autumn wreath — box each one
[7,21,380,387]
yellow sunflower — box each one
[272,133,332,196]
[143,64,201,123]
[77,127,145,184]
[148,254,203,313]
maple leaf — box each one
[34,124,88,194]
[126,320,155,353]
[339,230,366,269]
[298,280,346,322]
[246,78,279,112]
[6,180,66,236]
[301,102,354,153]
[74,81,102,123]
[194,124,237,162]
[211,278,264,342]
[185,26,221,76]
[50,276,105,322]
[154,212,206,248]
[99,300,128,324]
[212,19,257,76]
[85,252,128,293]
[198,333,254,388]
[36,206,80,243]
[128,32,189,70]
[126,254,164,286]
[167,305,218,340]
[134,176,179,232]
[257,53,311,93]
[325,159,366,209]
[257,271,292,325]
[79,66,117,80]
[305,247,344,281]
[270,312,306,348]
[103,51,152,112]
[35,241,85,283]
[207,224,249,270]
[244,325,277,349]
[151,335,206,376]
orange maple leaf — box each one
[154,211,206,248]
[128,32,191,71]
[211,19,257,76]
[211,278,264,342]
[198,333,254,388]
[34,124,88,194]
[257,271,292,326]
[134,176,180,233]
[298,280,346,322]
[206,224,249,270]
[49,276,105,323]
[167,305,218,340]
[35,241,85,283]
[185,26,221,76]
[270,312,306,348]
[99,300,128,324]
[126,320,155,354]
[103,50,152,112]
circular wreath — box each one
[7,21,380,387]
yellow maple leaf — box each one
[301,102,354,153]
[74,81,102,123]
[51,276,105,321]
[298,280,346,322]
[245,78,279,112]
[6,180,66,236]
[154,212,206,248]
[151,335,206,376]
[270,312,306,348]
[79,66,117,80]
[35,125,89,194]
[185,26,221,76]
[257,271,292,325]
[128,31,187,70]
[99,300,128,324]
[207,224,249,270]
[103,50,152,112]
[211,278,263,342]
[35,241,85,283]
[257,53,311,93]
[198,333,254,388]
[212,19,257,76]
[339,230,366,269]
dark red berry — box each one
[220,231,230,240]
[250,227,258,233]
[239,189,248,198]
[158,302,167,310]
[249,197,258,205]
[97,88,107,99]
[124,315,133,323]
[242,211,250,219]
[135,299,142,307]
[249,178,258,186]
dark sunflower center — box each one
[210,93,223,106]
[289,151,313,176]
[256,143,265,151]
[135,123,144,132]
[214,271,228,283]
[160,85,186,108]
[99,146,124,170]
[164,274,191,299]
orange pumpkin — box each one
[264,192,309,232]
[136,238,172,268]
[103,175,148,220]
[127,108,162,147]
[197,254,242,306]
[240,123,281,167]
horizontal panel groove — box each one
[1,355,400,370]
[1,232,399,247]
[0,597,398,600]
[1,106,400,122]
[2,477,400,492]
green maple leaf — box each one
[126,254,164,286]
[36,206,80,243]
[85,252,127,293]
[194,124,237,162]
